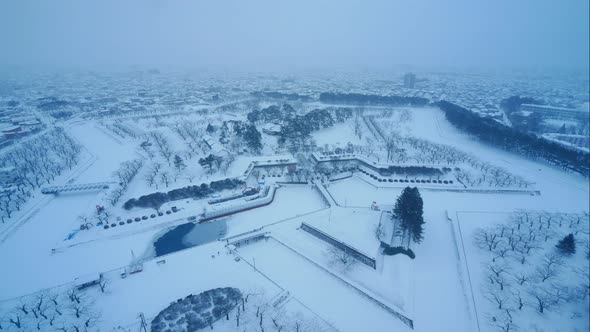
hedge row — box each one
[381,242,416,259]
[319,92,429,106]
[123,178,245,210]
[379,165,443,176]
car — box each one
[166,210,171,214]
[150,214,156,218]
[119,221,125,225]
[126,219,133,224]
[134,217,141,221]
[158,212,164,216]
[142,216,148,220]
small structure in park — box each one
[41,182,113,195]
[74,273,102,290]
[371,201,380,211]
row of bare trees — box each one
[0,287,100,332]
[0,129,82,223]
[104,122,142,140]
[107,159,144,207]
[366,116,531,188]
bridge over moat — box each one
[41,182,116,194]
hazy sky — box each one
[1,0,588,71]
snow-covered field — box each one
[0,103,587,332]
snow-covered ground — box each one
[0,103,587,332]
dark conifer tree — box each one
[556,233,576,255]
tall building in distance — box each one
[403,73,416,89]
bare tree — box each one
[160,172,171,188]
[474,227,501,251]
[98,279,109,293]
[528,286,556,314]
[510,289,526,311]
[326,247,356,271]
[534,253,562,283]
[488,310,519,332]
[483,284,511,309]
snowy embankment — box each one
[236,237,413,332]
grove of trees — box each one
[0,286,100,332]
[123,178,245,210]
[437,100,589,176]
[319,92,429,107]
[472,211,589,331]
[0,128,82,224]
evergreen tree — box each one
[393,187,425,247]
[173,154,186,172]
[198,154,220,173]
[408,187,425,243]
[243,124,262,153]
[556,233,576,255]
[206,123,215,133]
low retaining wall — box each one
[228,232,269,248]
[312,183,333,207]
[312,152,444,178]
[200,185,278,222]
[329,171,353,182]
[241,159,298,180]
[300,222,376,269]
[273,236,414,329]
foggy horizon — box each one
[1,0,588,72]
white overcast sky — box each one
[0,0,588,71]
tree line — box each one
[437,100,589,176]
[0,128,82,223]
[250,91,312,102]
[319,92,429,106]
[123,178,245,210]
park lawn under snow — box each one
[1,104,588,332]
[0,122,146,299]
[92,240,285,330]
[456,211,589,332]
[221,184,327,238]
[312,122,366,148]
[270,212,414,316]
[236,237,412,332]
